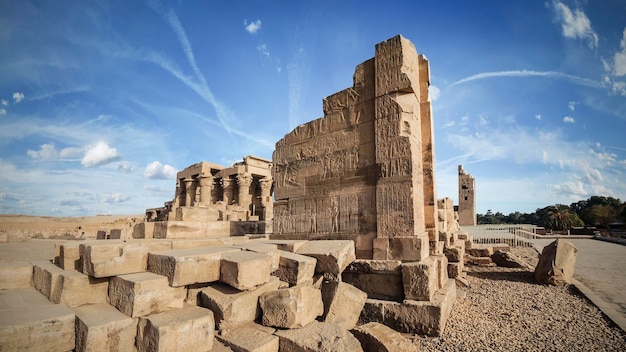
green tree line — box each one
[476,196,626,232]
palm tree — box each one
[546,205,573,231]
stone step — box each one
[0,261,32,290]
[136,305,215,352]
[0,288,75,351]
[50,269,109,307]
[199,276,280,330]
[148,247,240,287]
[108,272,186,318]
[73,303,137,352]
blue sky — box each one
[1,0,625,216]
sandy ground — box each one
[0,214,143,241]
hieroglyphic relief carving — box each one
[273,35,436,252]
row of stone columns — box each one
[178,173,271,209]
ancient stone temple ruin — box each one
[0,35,471,351]
[138,156,273,238]
[458,164,477,226]
[272,34,466,335]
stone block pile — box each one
[0,236,453,351]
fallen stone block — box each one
[259,286,323,329]
[136,305,215,352]
[236,243,281,271]
[31,260,64,299]
[0,288,75,351]
[535,239,577,286]
[262,239,308,252]
[401,256,438,301]
[0,261,32,290]
[351,322,415,352]
[73,303,137,352]
[108,272,186,318]
[272,250,316,287]
[200,276,280,330]
[57,241,83,271]
[359,280,457,336]
[274,321,363,352]
[372,236,429,262]
[443,243,465,262]
[491,250,530,269]
[81,241,172,278]
[466,255,493,266]
[448,261,464,278]
[148,247,240,287]
[220,251,272,291]
[320,281,367,330]
[466,246,493,258]
[218,323,278,352]
[342,260,403,301]
[295,240,356,275]
[50,269,108,307]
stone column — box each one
[236,173,253,207]
[172,180,181,208]
[222,178,234,205]
[198,175,214,206]
[183,178,194,207]
[419,54,438,241]
[259,177,273,220]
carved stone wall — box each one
[273,35,437,260]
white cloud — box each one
[101,192,130,204]
[552,1,598,49]
[563,116,575,123]
[614,28,626,76]
[81,141,121,167]
[443,121,456,128]
[568,101,578,111]
[535,114,542,120]
[551,180,587,200]
[0,109,5,116]
[257,44,270,57]
[451,70,603,88]
[27,143,58,160]
[12,92,25,103]
[144,161,177,179]
[1,100,7,106]
[244,19,262,34]
[429,85,440,102]
[117,161,136,173]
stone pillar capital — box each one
[236,172,252,186]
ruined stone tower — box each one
[458,165,476,226]
[272,35,437,260]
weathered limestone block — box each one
[199,276,280,330]
[429,239,444,256]
[236,243,281,271]
[57,241,83,270]
[81,241,171,278]
[108,272,186,318]
[73,303,137,352]
[259,286,323,329]
[272,250,316,286]
[50,269,108,307]
[466,246,493,258]
[342,260,403,301]
[401,256,438,301]
[443,243,465,263]
[274,321,363,352]
[534,239,577,286]
[491,250,529,269]
[170,238,224,250]
[448,261,464,278]
[263,239,308,252]
[438,231,451,248]
[31,260,64,299]
[218,323,278,352]
[136,305,215,352]
[359,280,457,336]
[295,240,356,275]
[457,232,473,249]
[0,288,75,351]
[0,261,31,290]
[373,236,429,262]
[148,247,240,287]
[320,281,367,330]
[220,251,272,291]
[350,322,415,352]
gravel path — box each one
[415,247,626,351]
